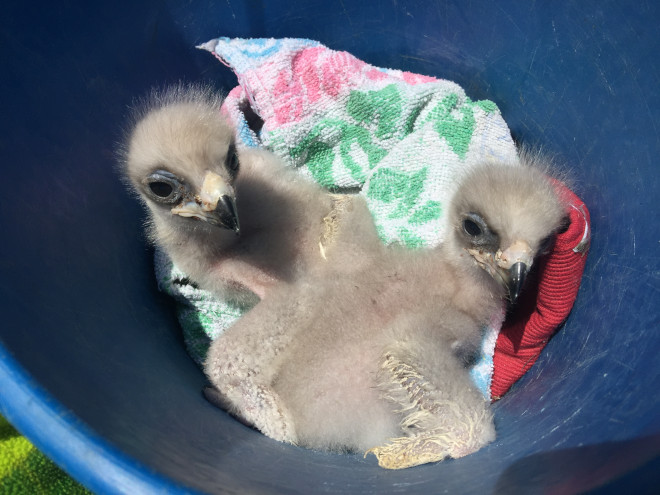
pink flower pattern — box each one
[261,47,436,125]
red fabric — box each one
[490,183,590,400]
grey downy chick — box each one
[120,84,348,305]
[204,153,568,469]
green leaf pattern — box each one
[264,83,509,246]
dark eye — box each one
[459,212,499,251]
[149,181,173,198]
[538,234,556,254]
[227,145,239,173]
[142,170,183,204]
[463,218,483,237]
[557,215,571,234]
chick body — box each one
[205,159,566,469]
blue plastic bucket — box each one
[1,1,657,493]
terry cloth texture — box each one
[0,415,90,494]
[155,37,590,401]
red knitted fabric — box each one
[491,183,590,400]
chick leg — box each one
[205,292,320,444]
[367,341,495,469]
[204,305,300,444]
[203,381,295,442]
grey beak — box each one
[508,262,528,304]
[213,195,240,234]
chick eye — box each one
[557,215,571,234]
[460,212,499,251]
[538,234,556,255]
[142,170,183,204]
[149,182,173,198]
[227,145,239,173]
[463,218,483,237]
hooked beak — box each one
[171,171,240,234]
[508,262,528,304]
[497,240,533,305]
[469,240,533,305]
[212,194,240,233]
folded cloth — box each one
[492,183,590,398]
[155,37,590,401]
[0,415,90,494]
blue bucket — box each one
[1,1,658,493]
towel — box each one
[156,37,590,401]
[0,415,90,494]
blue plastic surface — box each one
[0,1,658,493]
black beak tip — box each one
[508,262,528,305]
[215,195,240,235]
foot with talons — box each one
[366,414,495,469]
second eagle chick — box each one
[204,154,567,469]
